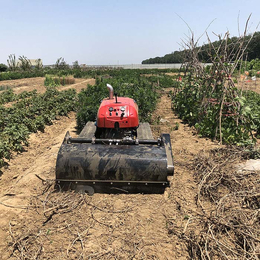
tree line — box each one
[142,31,260,64]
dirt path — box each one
[0,89,220,259]
[0,77,95,94]
[0,77,45,93]
[0,113,77,253]
[151,89,219,201]
[238,78,260,94]
[59,79,95,92]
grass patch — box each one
[0,85,12,91]
[44,75,75,87]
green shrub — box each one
[0,64,8,72]
[172,76,259,145]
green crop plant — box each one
[0,87,78,169]
[0,85,11,91]
[44,75,75,87]
[44,75,61,87]
[171,22,259,145]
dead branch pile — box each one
[182,148,260,259]
[8,191,87,259]
[7,186,158,259]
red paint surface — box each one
[97,97,139,128]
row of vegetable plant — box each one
[3,67,236,171]
[0,89,38,105]
[0,66,181,81]
[171,74,260,145]
[1,70,175,169]
[0,87,77,168]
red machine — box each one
[56,84,174,194]
[97,97,139,129]
[95,84,139,139]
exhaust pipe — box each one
[106,84,114,99]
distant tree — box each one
[35,59,43,70]
[247,31,260,60]
[18,56,32,71]
[142,31,260,64]
[0,63,8,72]
[142,51,184,64]
[55,57,69,70]
[73,60,80,69]
[7,54,18,71]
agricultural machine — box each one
[56,84,174,194]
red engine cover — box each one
[97,97,139,128]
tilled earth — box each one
[0,81,228,259]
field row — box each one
[1,69,259,170]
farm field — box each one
[1,1,260,258]
[0,77,95,94]
[0,73,259,259]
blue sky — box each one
[0,0,259,65]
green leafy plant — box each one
[0,63,8,72]
[0,87,77,169]
[171,23,258,145]
[44,75,75,87]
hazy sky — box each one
[0,0,259,65]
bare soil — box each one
[0,83,224,259]
[0,77,95,94]
[239,78,260,94]
[165,72,184,77]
